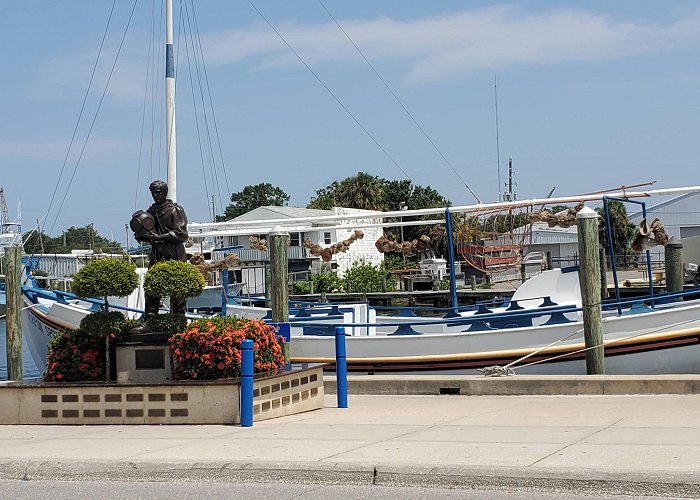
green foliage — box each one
[382,254,419,271]
[434,278,451,291]
[79,311,128,337]
[23,226,123,254]
[292,272,345,295]
[596,201,636,256]
[148,313,188,335]
[313,272,345,293]
[120,318,141,337]
[216,183,290,221]
[344,260,397,293]
[292,281,311,294]
[308,173,451,242]
[72,259,138,306]
[144,260,205,299]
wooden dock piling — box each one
[665,238,683,295]
[3,246,23,382]
[576,207,605,375]
[269,227,289,323]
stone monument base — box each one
[116,342,172,384]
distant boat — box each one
[0,187,21,316]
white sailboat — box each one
[17,2,700,376]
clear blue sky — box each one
[1,1,699,243]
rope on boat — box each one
[479,316,699,376]
[514,317,698,371]
[478,366,515,377]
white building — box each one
[628,192,700,266]
[629,192,700,240]
[208,206,384,294]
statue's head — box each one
[149,180,168,203]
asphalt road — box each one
[0,479,691,500]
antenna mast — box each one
[494,75,502,202]
[0,188,9,229]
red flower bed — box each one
[44,330,108,382]
[169,316,285,380]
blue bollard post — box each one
[335,326,348,408]
[240,339,254,427]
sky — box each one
[1,1,699,244]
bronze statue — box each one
[130,180,188,333]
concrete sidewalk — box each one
[0,393,699,495]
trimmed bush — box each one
[148,313,188,335]
[144,260,205,300]
[72,258,139,309]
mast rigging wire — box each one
[247,0,414,183]
[317,0,480,204]
[189,0,232,213]
[43,1,117,235]
[49,0,139,236]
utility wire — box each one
[247,0,413,183]
[318,0,480,203]
[43,1,117,235]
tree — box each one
[217,183,290,221]
[308,172,386,210]
[22,226,122,254]
[596,201,636,268]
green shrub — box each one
[313,272,344,293]
[144,260,205,299]
[382,254,419,271]
[72,258,138,310]
[292,281,311,294]
[79,311,128,338]
[344,260,397,293]
[148,313,188,335]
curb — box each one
[1,460,698,496]
[324,375,700,395]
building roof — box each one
[629,192,700,220]
[231,206,332,222]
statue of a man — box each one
[130,180,189,332]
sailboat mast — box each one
[165,0,177,202]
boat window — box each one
[290,232,301,247]
[324,232,332,245]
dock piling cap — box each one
[576,206,599,219]
[269,225,289,236]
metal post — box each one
[576,207,605,375]
[665,238,683,296]
[269,227,289,323]
[4,246,22,381]
[220,268,229,316]
[444,208,458,312]
[240,339,254,427]
[335,326,348,408]
[599,247,608,299]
